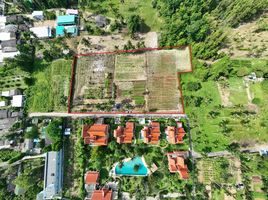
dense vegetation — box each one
[156,0,267,59]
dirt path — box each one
[217,83,232,107]
[244,80,253,103]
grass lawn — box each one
[82,0,163,31]
[228,78,248,105]
[27,59,72,112]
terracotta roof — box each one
[142,122,160,144]
[114,122,134,144]
[91,189,113,200]
[166,122,185,144]
[83,124,109,146]
[84,171,99,185]
[167,152,189,179]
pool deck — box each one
[110,156,151,177]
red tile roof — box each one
[141,122,160,144]
[167,152,189,179]
[166,122,185,144]
[114,122,134,144]
[84,171,99,185]
[83,124,109,146]
[91,189,113,200]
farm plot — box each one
[71,47,192,113]
[147,50,182,112]
[0,68,29,91]
[72,54,115,111]
[197,157,239,185]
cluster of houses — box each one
[0,15,20,63]
[82,122,189,195]
[82,121,186,146]
[29,9,79,39]
[0,88,24,108]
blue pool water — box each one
[115,157,148,176]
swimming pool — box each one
[115,157,149,176]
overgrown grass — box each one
[27,59,72,112]
[81,0,162,31]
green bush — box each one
[186,82,202,91]
[236,67,249,77]
[252,98,261,105]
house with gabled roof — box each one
[113,122,134,144]
[167,151,189,180]
[82,124,109,146]
[165,122,186,144]
[141,122,160,144]
[91,188,113,200]
[84,171,99,198]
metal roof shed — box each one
[57,15,76,26]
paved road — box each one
[29,112,187,118]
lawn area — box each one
[27,59,72,112]
[82,0,163,31]
[228,78,248,105]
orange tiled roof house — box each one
[91,188,113,200]
[114,122,135,144]
[84,171,99,195]
[83,124,109,146]
[167,151,189,180]
[165,122,186,144]
[141,122,160,144]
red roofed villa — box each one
[167,152,189,180]
[114,122,135,144]
[84,171,99,195]
[141,122,160,144]
[165,122,186,144]
[83,124,109,146]
[91,188,113,200]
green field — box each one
[228,78,248,105]
[82,0,163,31]
[27,59,72,112]
[182,58,268,152]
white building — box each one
[0,101,6,107]
[0,16,6,29]
[30,26,52,38]
[0,32,10,41]
[11,95,24,107]
[32,11,44,20]
[66,9,78,15]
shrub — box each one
[186,82,202,91]
[236,67,249,77]
[252,98,261,105]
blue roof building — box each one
[56,25,78,37]
[57,15,76,26]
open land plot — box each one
[28,59,72,112]
[197,157,239,185]
[71,47,192,113]
[147,50,182,112]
